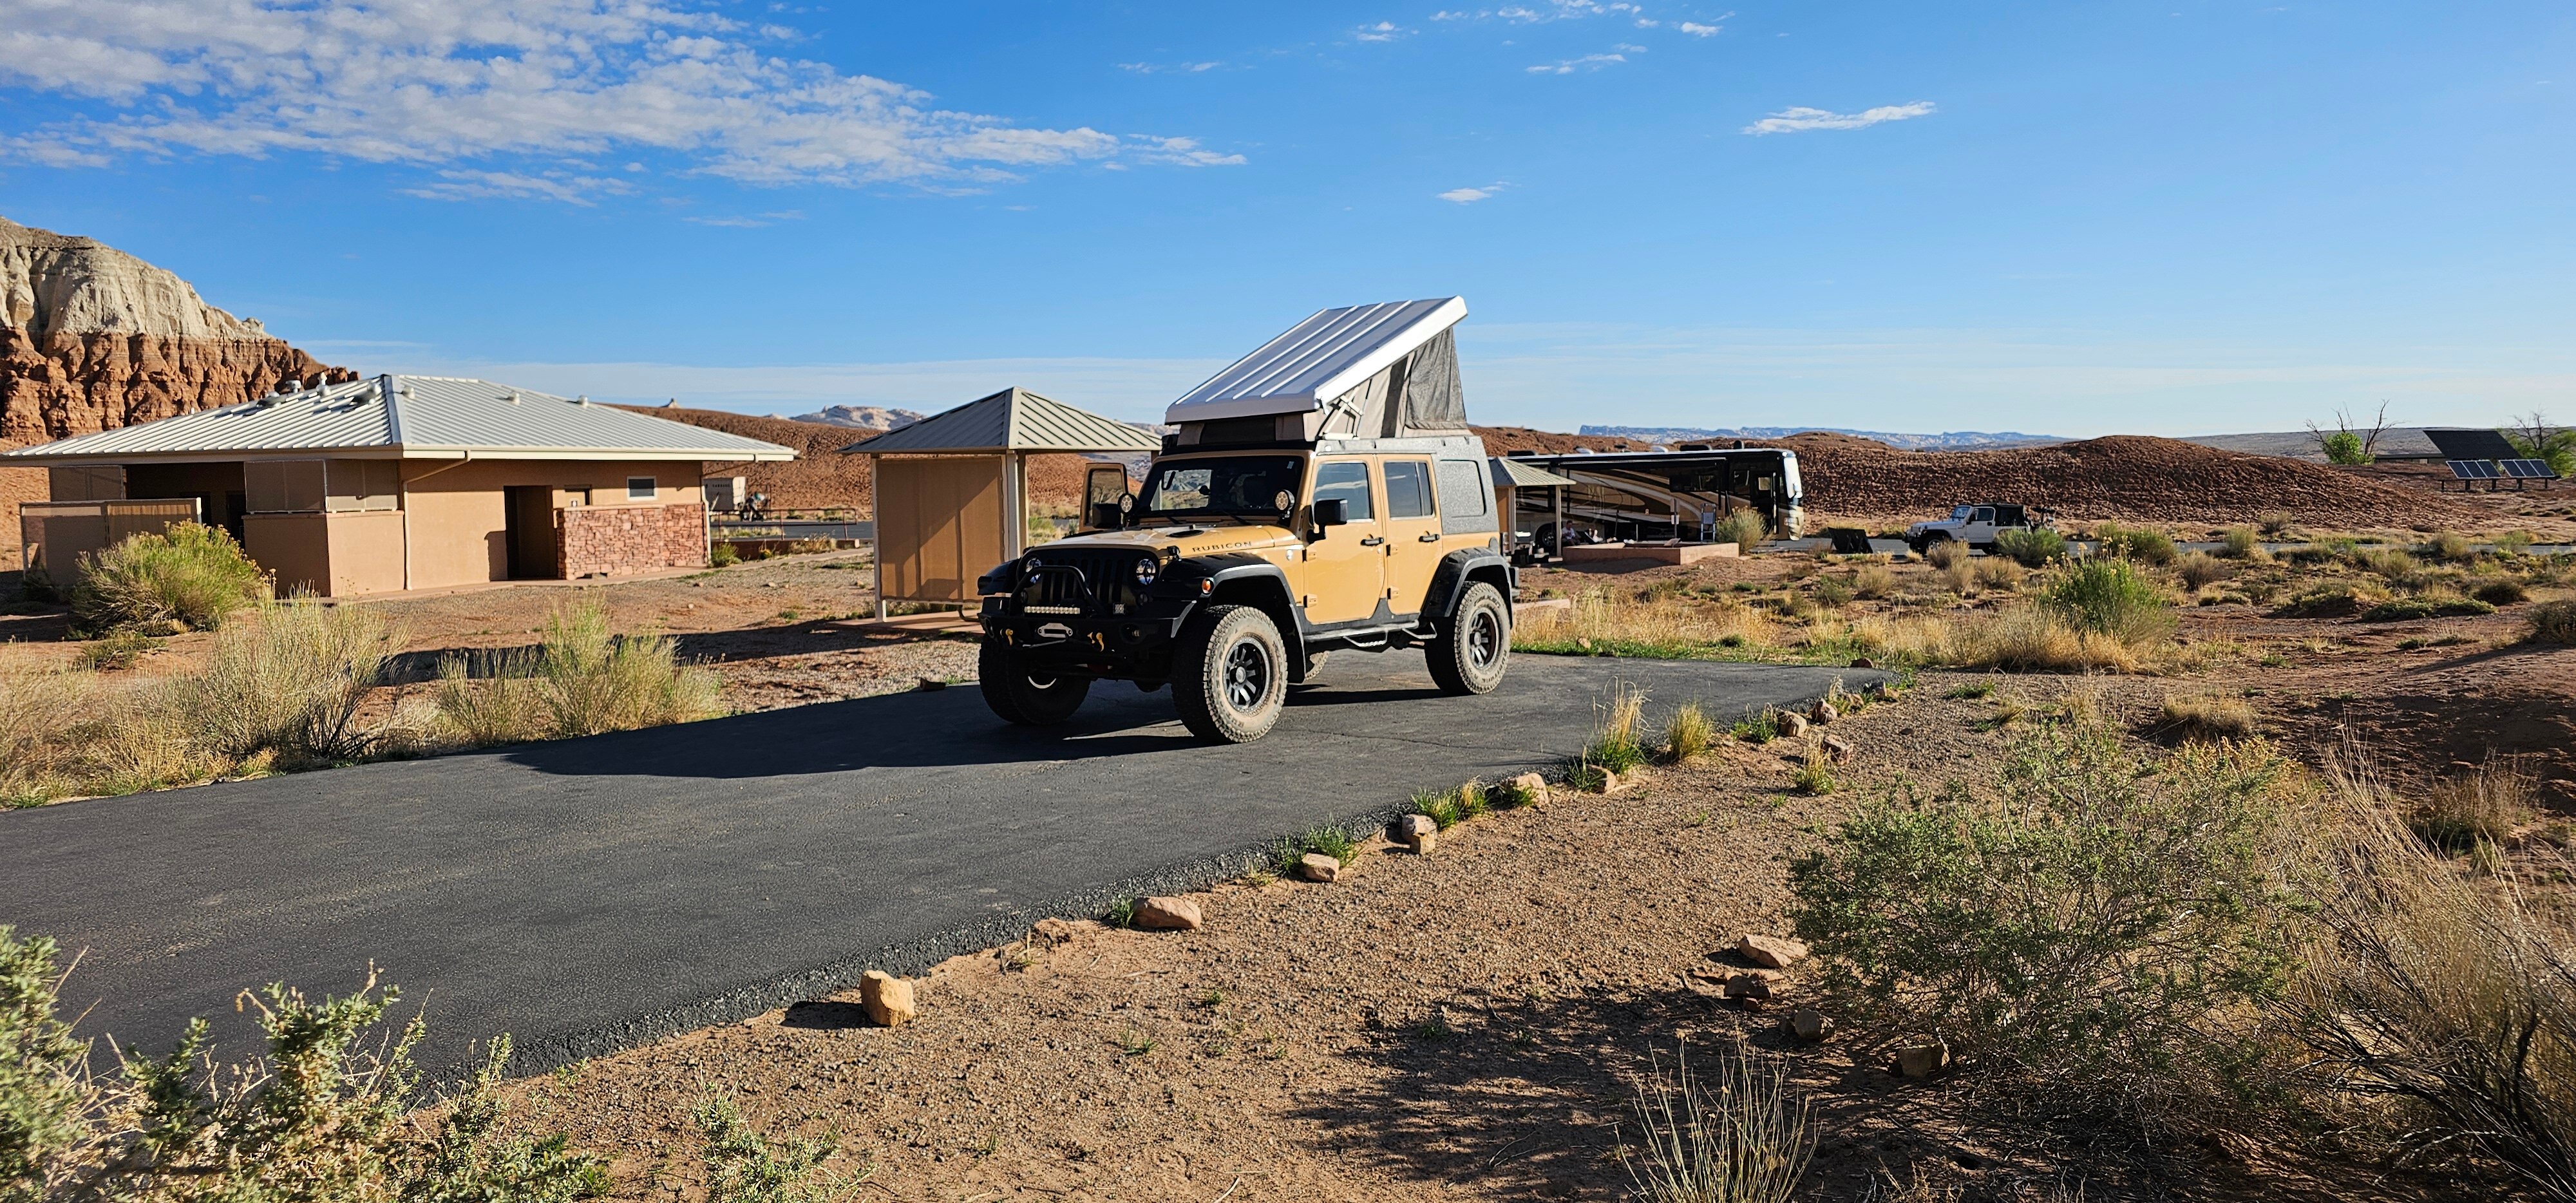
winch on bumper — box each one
[977,547,1212,681]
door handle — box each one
[1359,535,1385,547]
[1418,532,1441,542]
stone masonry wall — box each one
[556,502,706,579]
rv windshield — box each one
[1137,455,1305,521]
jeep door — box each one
[1380,457,1443,616]
[1302,459,1387,623]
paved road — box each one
[1,653,1882,1075]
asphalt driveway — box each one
[0,652,1884,1075]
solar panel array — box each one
[2448,459,2501,480]
[2501,459,2562,480]
[2425,428,2521,461]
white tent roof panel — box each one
[1165,297,1467,424]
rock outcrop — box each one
[1,215,354,442]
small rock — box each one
[1812,699,1841,725]
[1596,768,1620,793]
[1132,896,1203,931]
[1896,1039,1951,1079]
[1850,656,1875,669]
[1721,973,1774,1000]
[1790,1009,1833,1042]
[1820,735,1854,763]
[1736,933,1809,969]
[1510,772,1551,806]
[1297,853,1343,883]
[1777,711,1810,738]
[860,971,917,1027]
[1394,814,1437,842]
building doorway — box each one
[502,486,558,580]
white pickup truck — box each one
[1904,502,2052,553]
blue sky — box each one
[3,1,2570,435]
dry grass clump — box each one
[2474,578,2530,606]
[1851,564,1897,600]
[183,598,405,766]
[1844,607,2148,674]
[1923,540,1969,570]
[433,598,724,744]
[1663,702,1716,764]
[2155,692,2258,743]
[1712,509,1766,553]
[2410,759,2538,853]
[2175,551,2231,591]
[2290,763,2576,1199]
[1937,555,2023,598]
[2419,530,2478,564]
[2530,600,2576,645]
[1513,589,1779,658]
[0,665,216,807]
[2219,526,2269,561]
[1624,1045,1814,1203]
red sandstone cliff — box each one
[1,215,355,442]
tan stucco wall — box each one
[325,510,407,596]
[400,459,708,591]
[243,513,332,596]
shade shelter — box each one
[843,387,1162,618]
[6,374,795,596]
[1488,455,1578,560]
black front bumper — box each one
[980,597,1197,681]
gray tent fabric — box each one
[1397,329,1467,433]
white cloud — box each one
[0,0,1241,196]
[683,209,804,227]
[1528,52,1628,74]
[1437,182,1507,203]
[1742,100,1937,135]
[1678,21,1723,35]
[1118,61,1221,73]
[402,169,635,206]
[1354,20,1411,41]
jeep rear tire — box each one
[979,639,1090,726]
[1173,604,1287,743]
[1428,581,1510,696]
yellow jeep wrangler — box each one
[975,436,1515,743]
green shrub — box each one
[2360,596,2494,622]
[2040,558,2174,647]
[1810,575,1853,609]
[2418,531,2476,564]
[76,629,159,670]
[2098,524,2178,565]
[2321,430,2370,465]
[708,542,743,567]
[2273,583,2378,618]
[2219,526,2266,560]
[1663,703,1715,764]
[2472,579,2529,606]
[1731,710,1781,744]
[1788,723,2313,1113]
[435,598,724,744]
[1789,748,1835,796]
[1712,509,1765,553]
[1273,824,1361,874]
[69,522,268,635]
[0,926,601,1201]
[1992,527,2067,568]
[1583,685,1649,773]
[2530,600,2576,645]
[695,1095,851,1203]
[2494,530,2537,557]
[180,597,404,766]
[2174,551,2230,591]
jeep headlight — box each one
[1132,557,1159,586]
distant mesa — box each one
[790,404,925,432]
[1580,424,2065,452]
[2,214,354,443]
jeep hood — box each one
[1032,524,1303,558]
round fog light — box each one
[1133,558,1159,586]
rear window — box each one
[1384,460,1435,518]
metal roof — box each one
[1490,457,1580,489]
[1165,297,1468,424]
[842,387,1163,455]
[1,375,798,464]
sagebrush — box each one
[69,523,269,635]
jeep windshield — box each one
[1135,455,1304,522]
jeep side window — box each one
[1311,460,1374,520]
[1384,460,1435,519]
[1950,505,1975,520]
[1973,507,1995,524]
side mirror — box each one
[1310,497,1347,538]
[1088,501,1124,530]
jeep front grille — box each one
[1017,550,1144,615]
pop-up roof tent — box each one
[1164,297,1470,445]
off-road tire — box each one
[1173,604,1287,743]
[979,638,1090,725]
[1428,581,1510,696]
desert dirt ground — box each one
[415,541,2566,1203]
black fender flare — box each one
[1156,554,1309,672]
[1421,549,1516,625]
